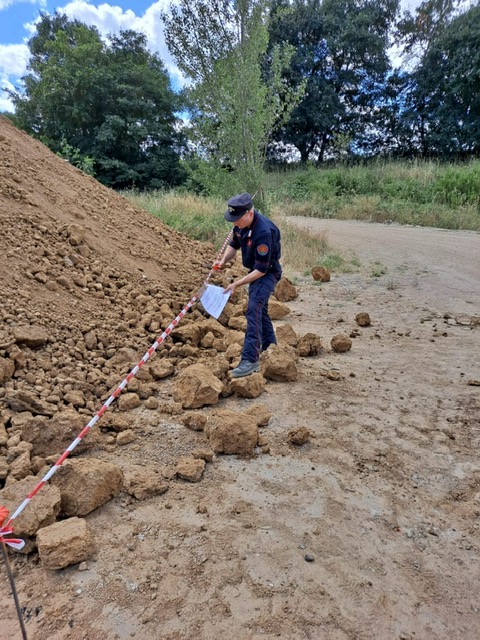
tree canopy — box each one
[267,0,400,163]
[10,12,185,189]
[162,0,302,199]
[7,1,480,187]
[403,3,480,158]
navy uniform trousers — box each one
[242,271,280,363]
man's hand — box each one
[224,282,238,295]
[213,260,225,271]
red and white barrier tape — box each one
[0,229,233,549]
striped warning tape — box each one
[0,229,233,548]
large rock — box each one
[274,277,298,302]
[198,318,227,338]
[355,312,371,327]
[0,477,61,537]
[21,410,98,457]
[173,363,223,409]
[124,466,169,500]
[268,299,290,320]
[6,390,57,417]
[297,333,322,357]
[230,373,265,398]
[206,410,258,456]
[276,324,298,347]
[311,266,331,282]
[8,450,31,480]
[149,359,174,380]
[261,346,298,382]
[198,355,230,380]
[13,325,48,348]
[37,517,94,570]
[331,334,352,353]
[181,412,208,432]
[175,457,206,482]
[243,403,272,427]
[171,323,202,346]
[228,316,247,331]
[63,390,85,407]
[118,392,141,411]
[0,356,15,384]
[107,347,138,369]
[52,458,123,517]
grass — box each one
[124,158,479,278]
[123,190,337,275]
[266,160,480,231]
[370,261,387,278]
[124,190,230,245]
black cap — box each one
[224,192,253,222]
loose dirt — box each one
[1,116,480,639]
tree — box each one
[408,4,480,158]
[395,0,464,64]
[162,0,301,200]
[9,13,185,189]
[268,0,399,163]
[391,1,480,159]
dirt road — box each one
[291,217,480,312]
[3,220,480,640]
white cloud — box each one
[0,44,30,112]
[0,43,30,75]
[40,1,184,87]
[1,1,183,110]
[0,74,16,111]
[0,0,45,11]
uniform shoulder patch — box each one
[257,244,269,256]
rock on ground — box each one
[37,517,95,570]
[173,363,223,409]
[52,458,123,517]
[0,477,61,537]
[175,457,206,482]
[243,403,272,427]
[261,346,298,382]
[230,372,266,398]
[274,277,298,302]
[297,333,322,357]
[206,410,258,456]
[331,334,353,353]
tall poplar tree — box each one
[162,0,301,199]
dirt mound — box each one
[0,115,218,423]
[0,116,304,501]
[0,115,213,329]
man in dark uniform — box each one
[214,192,282,378]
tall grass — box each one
[124,190,230,245]
[123,190,335,273]
[266,160,480,231]
[124,159,479,276]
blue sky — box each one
[0,0,180,111]
[0,0,427,113]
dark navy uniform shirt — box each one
[229,210,282,277]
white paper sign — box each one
[200,284,231,319]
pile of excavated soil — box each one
[0,116,301,523]
[2,117,480,639]
[0,115,215,370]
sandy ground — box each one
[2,219,480,640]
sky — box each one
[0,0,426,113]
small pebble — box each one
[304,554,315,562]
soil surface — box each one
[1,117,480,639]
